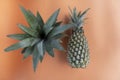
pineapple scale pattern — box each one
[67,28,90,68]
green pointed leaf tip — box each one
[69,7,90,18]
[17,24,38,37]
[32,46,39,72]
[5,38,34,52]
[45,41,54,57]
[48,24,73,38]
[7,34,30,40]
[37,41,44,61]
[69,7,77,21]
[79,8,90,20]
[23,47,33,59]
[20,6,38,29]
[32,41,44,72]
[53,21,62,27]
[69,7,90,28]
[51,33,66,39]
[40,45,46,62]
[73,7,78,22]
[36,11,44,27]
[51,40,64,51]
[43,9,60,34]
[45,39,64,57]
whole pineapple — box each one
[67,8,90,68]
[4,6,72,71]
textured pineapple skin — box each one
[67,28,90,68]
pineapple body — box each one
[67,28,89,68]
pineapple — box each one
[67,8,90,68]
[4,6,72,71]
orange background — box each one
[0,0,120,80]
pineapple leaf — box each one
[53,21,62,27]
[32,46,40,72]
[27,10,39,29]
[31,38,40,46]
[79,8,90,21]
[78,8,90,27]
[43,9,60,34]
[32,40,44,72]
[46,48,54,57]
[39,45,45,62]
[36,11,44,28]
[48,24,73,38]
[73,7,78,22]
[7,34,30,40]
[18,24,38,37]
[69,8,89,28]
[69,7,77,23]
[45,42,54,57]
[23,47,33,59]
[51,40,64,51]
[78,20,84,28]
[37,41,44,62]
[20,6,38,29]
[54,33,65,39]
[4,38,34,52]
[50,33,66,39]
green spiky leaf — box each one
[51,33,66,39]
[45,40,54,57]
[5,38,34,51]
[39,45,45,62]
[52,40,64,51]
[32,46,39,72]
[69,7,90,28]
[43,9,60,34]
[31,38,40,46]
[45,39,64,55]
[23,47,33,59]
[36,11,44,28]
[32,41,44,72]
[69,7,77,22]
[37,41,44,61]
[48,24,73,38]
[7,34,30,40]
[79,8,90,21]
[20,6,38,29]
[73,8,78,22]
[53,21,62,27]
[18,24,38,37]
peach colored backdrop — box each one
[0,0,120,80]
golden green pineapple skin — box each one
[67,28,89,68]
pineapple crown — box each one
[4,6,72,71]
[69,7,90,30]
